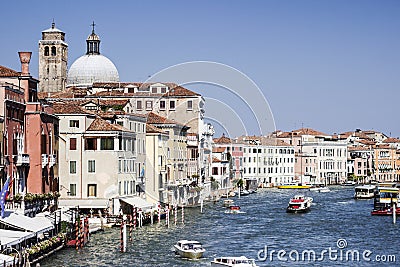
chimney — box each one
[18,51,32,76]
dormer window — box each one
[151,87,157,93]
[161,87,167,93]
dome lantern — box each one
[86,21,100,55]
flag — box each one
[0,177,10,218]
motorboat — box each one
[240,189,250,196]
[277,183,311,189]
[223,199,234,207]
[224,205,244,214]
[371,187,400,216]
[341,181,356,186]
[354,185,376,199]
[286,195,313,213]
[211,256,259,266]
[309,184,330,193]
[174,240,205,259]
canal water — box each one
[40,186,399,266]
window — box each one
[70,138,77,150]
[159,100,166,110]
[70,161,77,174]
[44,46,49,56]
[100,137,114,150]
[187,100,193,110]
[146,101,153,110]
[151,87,157,93]
[169,100,175,110]
[69,184,76,196]
[87,184,97,197]
[212,167,218,175]
[51,46,56,56]
[136,100,142,110]
[160,87,167,93]
[69,120,79,128]
[88,160,95,173]
[85,138,97,150]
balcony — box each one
[13,154,30,166]
[41,154,49,167]
[49,154,57,167]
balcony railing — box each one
[42,154,49,167]
[49,154,57,167]
[13,154,30,166]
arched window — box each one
[51,46,56,56]
[44,46,49,56]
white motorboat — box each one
[211,256,259,266]
[286,195,313,213]
[223,199,234,207]
[174,240,205,259]
[309,184,330,193]
[354,184,376,199]
[224,205,245,214]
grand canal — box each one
[41,186,399,266]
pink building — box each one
[0,52,59,200]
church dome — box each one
[67,54,119,87]
[66,22,119,88]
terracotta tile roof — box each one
[261,137,292,147]
[87,117,128,131]
[0,65,19,77]
[146,112,180,125]
[375,144,392,149]
[213,147,226,153]
[90,90,135,97]
[212,157,222,163]
[383,137,400,143]
[292,128,329,136]
[163,85,200,97]
[339,131,372,140]
[53,102,95,115]
[146,123,166,134]
[357,139,376,146]
[213,134,232,144]
[348,146,371,151]
[38,87,88,99]
[274,131,292,138]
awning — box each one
[0,229,35,247]
[0,211,54,235]
[58,198,109,209]
[119,197,154,210]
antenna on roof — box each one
[52,18,55,29]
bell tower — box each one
[38,21,68,92]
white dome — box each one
[67,54,119,87]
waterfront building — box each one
[39,22,68,92]
[238,136,295,187]
[275,128,348,185]
[213,133,243,181]
[0,52,59,217]
[145,124,169,204]
[347,146,374,184]
[373,144,397,182]
[54,102,146,214]
[211,146,230,191]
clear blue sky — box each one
[1,0,399,137]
